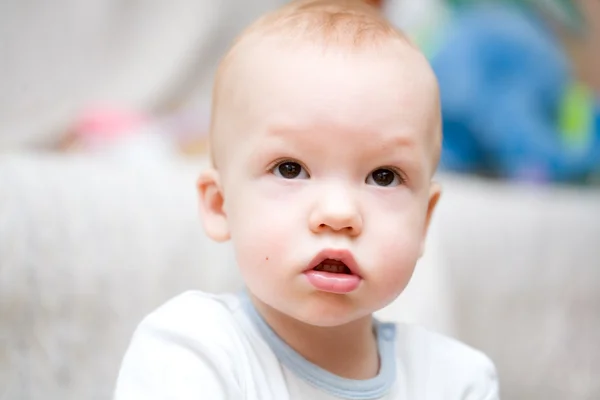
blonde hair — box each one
[240,0,406,48]
[210,0,417,167]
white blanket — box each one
[1,154,599,399]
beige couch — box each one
[1,153,598,399]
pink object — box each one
[74,107,149,141]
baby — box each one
[115,1,499,399]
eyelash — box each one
[268,158,311,176]
[376,166,407,185]
[267,159,407,185]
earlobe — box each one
[419,182,442,257]
[197,169,230,242]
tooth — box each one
[322,264,342,273]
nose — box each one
[309,183,363,236]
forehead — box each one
[216,39,440,173]
[230,39,437,125]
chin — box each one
[284,292,374,327]
[299,314,365,328]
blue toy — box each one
[431,4,600,183]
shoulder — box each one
[143,291,241,328]
[114,291,247,399]
[394,323,495,372]
[137,290,244,350]
[394,323,499,399]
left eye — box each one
[272,161,309,179]
[366,168,401,187]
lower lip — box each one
[304,270,361,294]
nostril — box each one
[318,223,355,233]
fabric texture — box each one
[2,154,599,399]
[0,154,242,400]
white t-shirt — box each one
[114,291,499,400]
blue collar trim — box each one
[239,292,397,399]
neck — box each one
[249,294,379,380]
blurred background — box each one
[0,0,598,399]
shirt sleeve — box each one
[466,351,500,400]
[113,313,241,400]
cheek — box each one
[369,230,421,308]
[226,181,304,271]
[365,196,425,285]
[229,180,299,228]
[367,190,427,244]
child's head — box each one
[198,0,442,327]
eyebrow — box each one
[372,134,416,151]
[266,123,417,146]
[262,124,430,177]
[264,124,307,137]
[268,124,422,161]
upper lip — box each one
[306,249,362,277]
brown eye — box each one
[367,168,399,187]
[273,161,308,179]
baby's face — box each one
[205,41,441,326]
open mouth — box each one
[313,259,353,274]
[305,250,362,294]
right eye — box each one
[272,161,309,179]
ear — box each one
[197,168,230,242]
[419,181,442,257]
